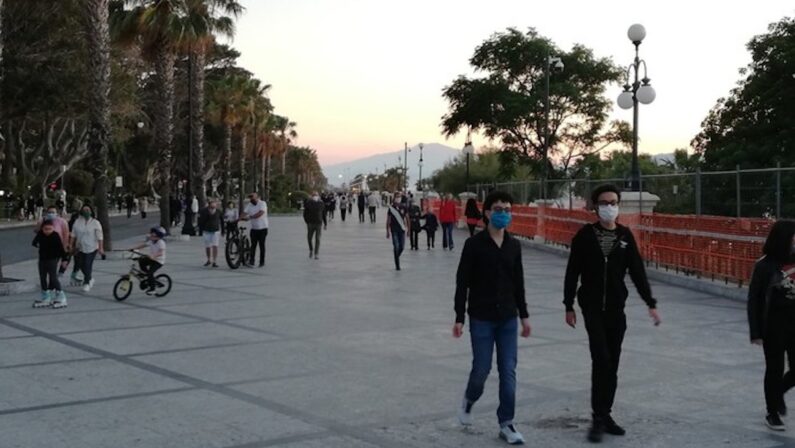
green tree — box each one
[693,16,795,169]
[441,28,625,178]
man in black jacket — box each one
[197,199,222,267]
[304,192,325,259]
[453,191,531,445]
[564,184,661,443]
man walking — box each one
[304,191,325,259]
[367,192,379,223]
[563,184,661,443]
[453,191,531,445]
[385,192,410,271]
[440,193,457,250]
[357,191,366,223]
[197,198,222,267]
[340,194,348,222]
[241,192,269,267]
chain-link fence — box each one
[469,166,795,219]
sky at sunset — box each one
[231,1,794,166]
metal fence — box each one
[468,165,795,219]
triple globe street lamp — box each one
[616,24,656,192]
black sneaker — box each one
[767,413,786,431]
[588,419,605,443]
[781,403,788,417]
[603,415,625,436]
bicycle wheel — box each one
[241,236,252,266]
[153,274,172,297]
[225,238,242,269]
[113,276,133,301]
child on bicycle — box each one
[129,226,166,294]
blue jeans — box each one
[76,250,97,283]
[465,317,518,425]
[391,230,405,269]
[442,223,454,249]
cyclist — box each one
[128,226,167,294]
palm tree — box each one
[112,0,184,231]
[269,115,297,175]
[183,0,242,207]
[241,81,272,196]
[82,0,113,249]
[206,73,248,209]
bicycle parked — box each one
[113,250,172,301]
[225,221,252,269]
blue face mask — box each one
[46,213,57,220]
[490,211,512,229]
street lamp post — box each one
[403,142,410,192]
[417,143,424,192]
[617,24,656,192]
[543,53,564,200]
[463,132,475,191]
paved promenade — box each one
[0,215,789,447]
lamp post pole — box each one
[463,132,474,192]
[403,142,409,192]
[182,51,195,235]
[617,24,656,192]
[417,143,424,192]
[542,53,563,201]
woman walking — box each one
[749,220,795,431]
[464,198,482,237]
[70,205,104,292]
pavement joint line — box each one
[0,316,412,448]
[0,334,36,341]
[52,319,206,336]
[0,356,104,371]
[220,431,332,448]
[0,386,196,416]
[123,339,282,358]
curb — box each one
[0,278,37,296]
[517,237,748,302]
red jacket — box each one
[439,200,457,224]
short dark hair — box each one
[483,191,514,212]
[41,219,54,227]
[763,220,795,264]
[590,184,622,208]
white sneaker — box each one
[457,398,474,426]
[499,424,525,445]
[82,282,91,292]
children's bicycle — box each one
[113,250,172,301]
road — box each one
[0,213,163,265]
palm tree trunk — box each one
[190,47,206,207]
[82,0,112,250]
[154,45,175,232]
[264,154,271,197]
[238,131,246,211]
[222,121,231,209]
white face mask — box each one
[312,195,320,201]
[598,205,619,223]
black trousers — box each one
[358,207,365,222]
[368,207,377,223]
[340,208,347,221]
[410,228,421,250]
[250,228,268,265]
[467,223,477,236]
[763,323,795,413]
[426,230,436,248]
[583,310,627,417]
[38,258,61,291]
[138,258,162,288]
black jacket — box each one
[455,230,529,323]
[748,255,795,341]
[197,207,222,232]
[564,223,656,313]
[303,199,325,225]
[32,231,66,260]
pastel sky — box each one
[231,0,794,166]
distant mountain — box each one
[322,143,462,188]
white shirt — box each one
[244,200,269,230]
[224,208,239,222]
[148,239,166,264]
[367,195,379,207]
[72,217,103,253]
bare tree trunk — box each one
[190,47,206,207]
[82,0,112,249]
[222,122,231,209]
[281,151,286,175]
[2,120,15,188]
[154,45,175,232]
[264,154,271,198]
